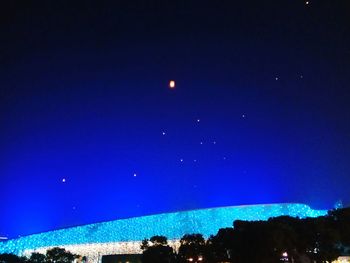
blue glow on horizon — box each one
[0,203,327,255]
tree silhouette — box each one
[329,207,350,247]
[178,234,206,262]
[28,252,46,263]
[0,253,27,263]
[45,247,75,263]
[141,236,175,263]
[206,228,235,262]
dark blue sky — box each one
[1,0,350,238]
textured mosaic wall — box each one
[0,203,327,258]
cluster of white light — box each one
[332,257,350,263]
[22,240,181,263]
[0,203,327,262]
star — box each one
[196,119,200,123]
[200,141,203,145]
[62,178,66,183]
[193,159,197,162]
[242,114,246,118]
[133,173,137,177]
[180,158,184,162]
[305,1,309,5]
[275,77,279,81]
[213,141,216,144]
[162,131,166,135]
[300,75,304,79]
[223,156,227,160]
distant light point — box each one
[305,1,309,5]
[133,173,137,177]
[62,178,66,183]
[162,131,166,135]
[213,141,216,144]
[300,75,304,78]
[196,119,200,123]
[180,158,184,162]
[275,77,279,81]
[223,156,227,160]
[242,114,246,118]
[169,80,175,89]
[200,141,203,145]
[194,159,197,162]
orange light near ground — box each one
[169,80,175,89]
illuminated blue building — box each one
[0,203,327,262]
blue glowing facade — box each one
[0,203,327,258]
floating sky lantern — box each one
[169,80,175,89]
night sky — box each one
[1,1,350,238]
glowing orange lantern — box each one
[169,80,175,89]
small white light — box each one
[198,256,203,261]
[197,119,200,122]
[275,77,279,80]
[62,178,66,183]
[133,173,137,177]
[169,80,175,89]
[162,131,166,135]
